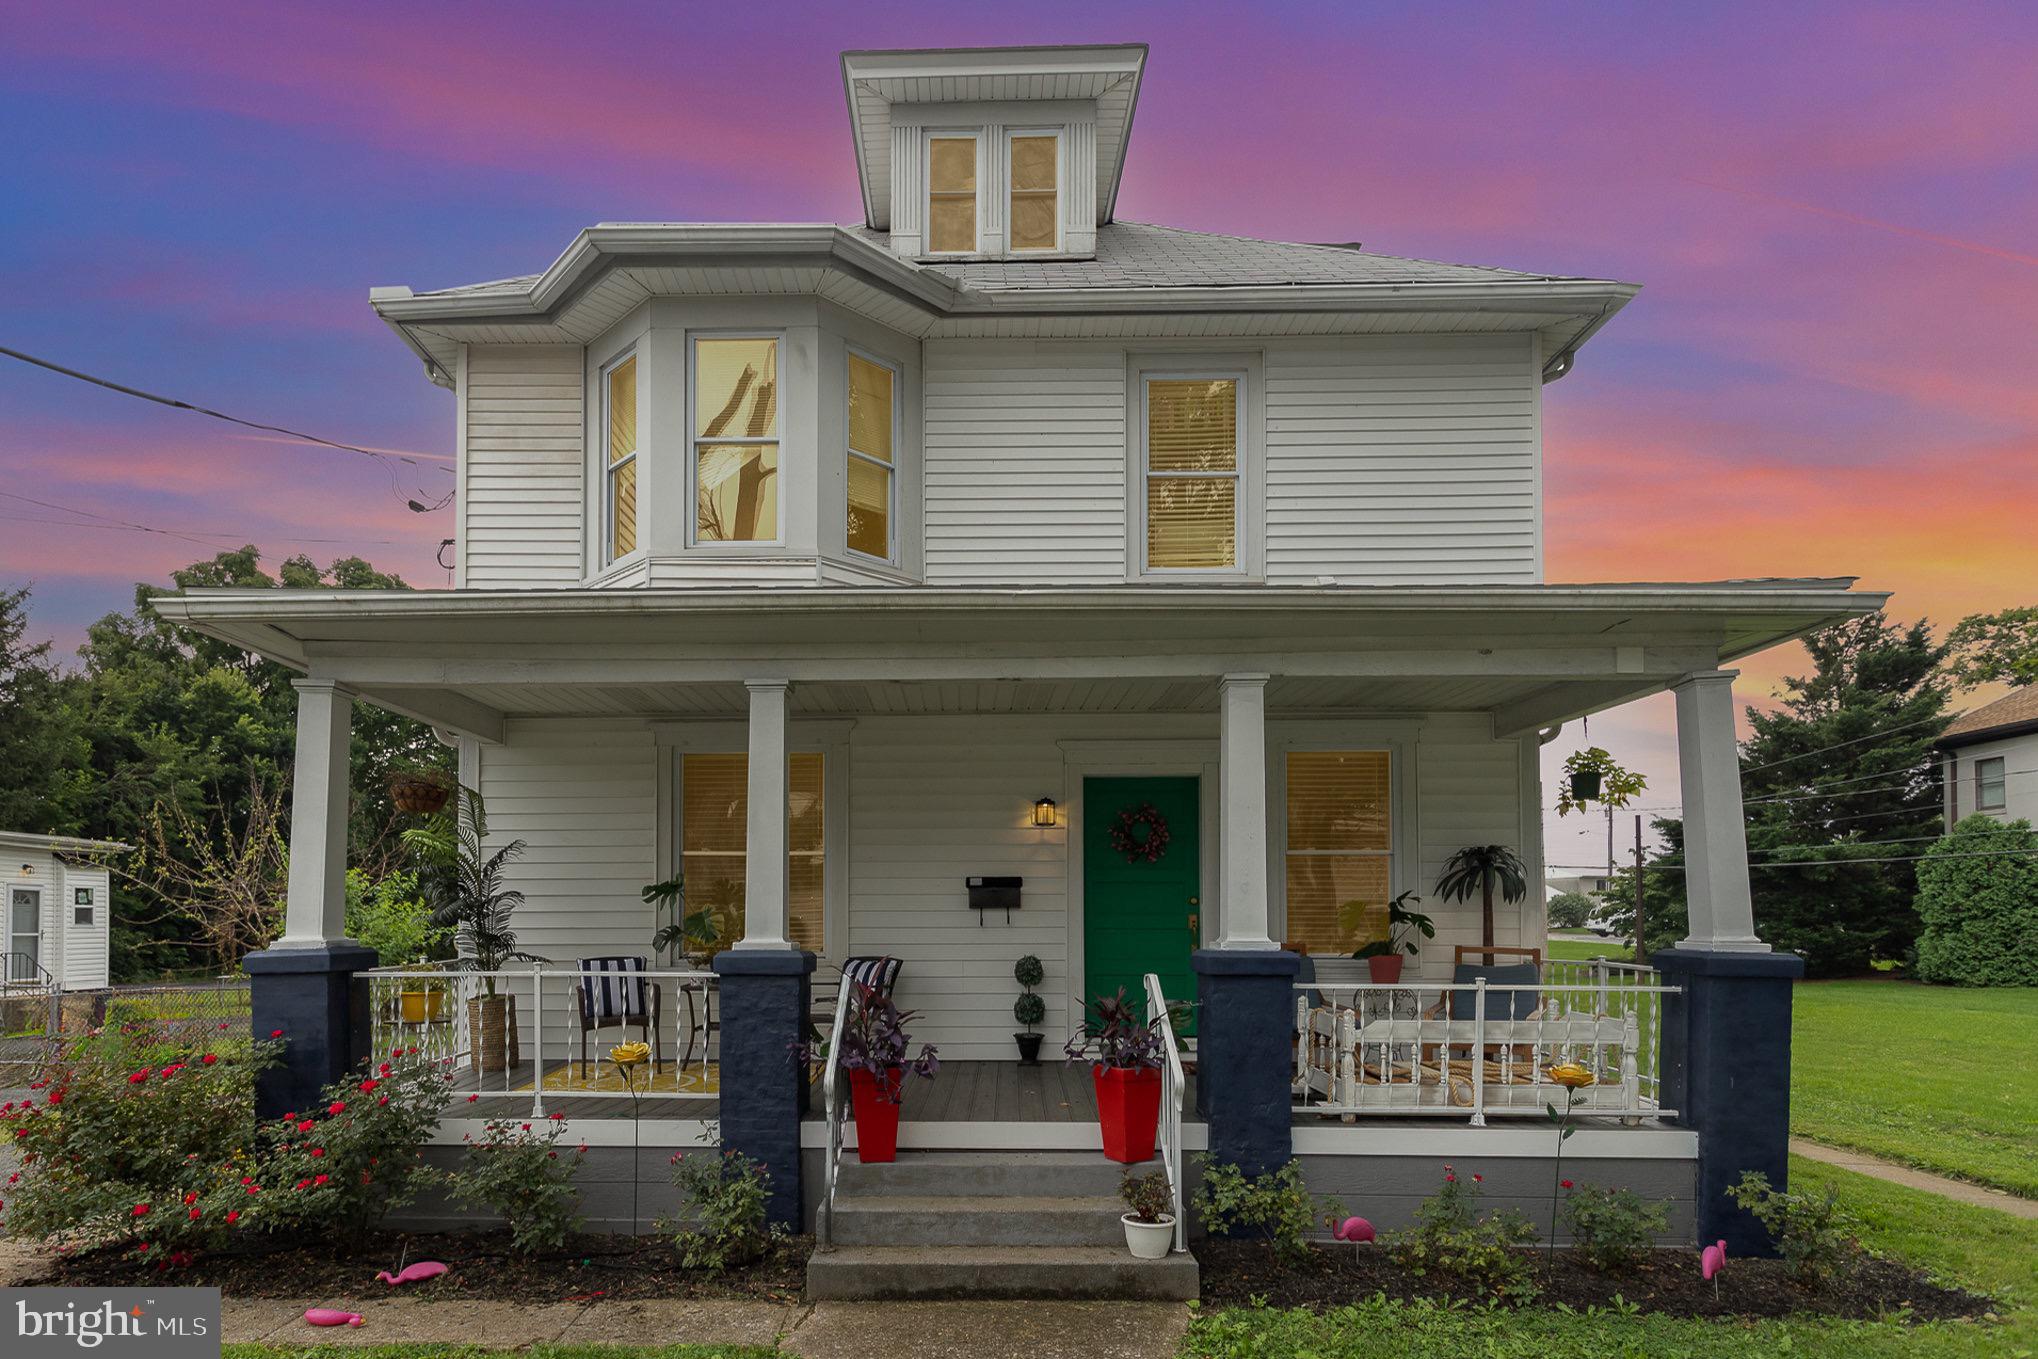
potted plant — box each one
[397,962,447,1024]
[403,790,542,1073]
[644,873,730,964]
[388,764,453,816]
[1012,954,1046,1063]
[1350,891,1435,983]
[1558,747,1647,816]
[796,982,938,1163]
[1119,1168,1176,1258]
[1065,989,1166,1164]
[1435,845,1529,949]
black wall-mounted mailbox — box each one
[966,876,1023,911]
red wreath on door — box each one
[1109,802,1172,864]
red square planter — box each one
[848,1067,905,1163]
[1092,1064,1162,1163]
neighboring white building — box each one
[1,831,124,992]
[1546,873,1611,902]
[1938,687,2038,829]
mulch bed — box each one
[1198,1239,1999,1323]
[34,1231,812,1303]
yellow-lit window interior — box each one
[605,354,637,560]
[847,353,894,559]
[693,337,779,542]
[1284,751,1392,955]
[928,136,978,253]
[1145,377,1239,569]
[1009,134,1059,252]
[679,752,825,954]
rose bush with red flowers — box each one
[0,1024,281,1258]
[449,1118,585,1256]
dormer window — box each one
[927,136,979,254]
[1009,133,1060,252]
[692,336,781,543]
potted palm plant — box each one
[1350,891,1435,983]
[643,873,728,964]
[404,790,542,1073]
[1119,1168,1176,1258]
[1435,845,1530,949]
[1012,954,1046,1063]
[1065,989,1166,1163]
[796,983,938,1163]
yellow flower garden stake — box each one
[610,1041,651,1233]
[1545,1062,1595,1262]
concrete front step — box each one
[806,1245,1199,1301]
[835,1150,1145,1199]
[830,1193,1126,1247]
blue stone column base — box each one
[713,949,816,1229]
[1654,947,1804,1258]
[243,943,379,1123]
[1192,949,1300,1183]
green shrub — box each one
[667,1149,773,1270]
[1547,892,1597,930]
[0,1025,281,1260]
[344,868,450,966]
[450,1117,585,1255]
[1386,1163,1539,1299]
[248,1045,452,1242]
[1914,815,2038,986]
[1561,1181,1667,1273]
[1725,1170,1858,1283]
[1193,1159,1317,1261]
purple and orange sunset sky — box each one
[3,2,2034,871]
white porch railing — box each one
[1293,968,1677,1125]
[1143,972,1187,1254]
[365,964,718,1119]
[816,972,852,1248]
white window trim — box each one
[1267,723,1422,956]
[845,347,902,567]
[1005,128,1063,254]
[923,131,984,257]
[686,331,787,549]
[599,346,642,567]
[1977,755,2008,811]
[657,722,852,962]
[1131,365,1256,580]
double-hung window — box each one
[603,352,638,561]
[1284,751,1394,955]
[846,352,896,560]
[1977,756,2008,811]
[678,752,826,954]
[1142,375,1242,571]
[927,135,979,254]
[692,336,780,543]
[1008,132,1059,252]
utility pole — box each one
[1632,814,1648,965]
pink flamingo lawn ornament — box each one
[376,1260,449,1287]
[1333,1215,1376,1268]
[1701,1239,1728,1297]
[304,1309,364,1328]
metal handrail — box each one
[1142,972,1187,1254]
[0,951,54,992]
[818,972,852,1249]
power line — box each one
[1554,847,2038,871]
[0,343,454,486]
[0,510,393,547]
[1738,712,1950,774]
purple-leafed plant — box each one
[791,980,937,1105]
[1064,988,1167,1071]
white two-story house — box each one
[164,44,1880,1268]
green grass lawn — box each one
[1793,980,2038,1197]
[1543,937,1634,963]
[226,1346,775,1359]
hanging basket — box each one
[1567,770,1603,803]
[390,772,452,816]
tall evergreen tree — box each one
[0,587,91,833]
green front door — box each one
[1083,776,1200,1035]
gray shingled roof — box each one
[907,222,1576,290]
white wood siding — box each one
[922,342,1127,584]
[1265,335,1541,583]
[58,863,110,990]
[461,346,585,588]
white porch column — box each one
[736,679,792,950]
[1217,672,1275,950]
[1673,669,1767,951]
[280,678,353,946]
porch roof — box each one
[154,578,1886,743]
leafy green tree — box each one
[1946,606,2038,689]
[0,587,91,833]
[1914,816,2038,986]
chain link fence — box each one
[0,979,252,1091]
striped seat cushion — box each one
[841,956,901,997]
[578,956,651,1022]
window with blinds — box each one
[693,337,780,542]
[928,136,978,254]
[1008,133,1059,252]
[1144,376,1240,570]
[1284,751,1393,955]
[846,352,895,560]
[679,752,825,954]
[604,353,638,561]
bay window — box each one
[927,135,979,254]
[846,351,896,560]
[692,336,780,543]
[1284,751,1393,955]
[603,351,638,561]
[1143,375,1241,571]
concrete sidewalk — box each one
[1792,1138,2038,1220]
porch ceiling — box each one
[153,579,1887,741]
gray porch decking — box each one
[801,1059,1204,1125]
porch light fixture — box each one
[18,863,31,877]
[1032,797,1057,828]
